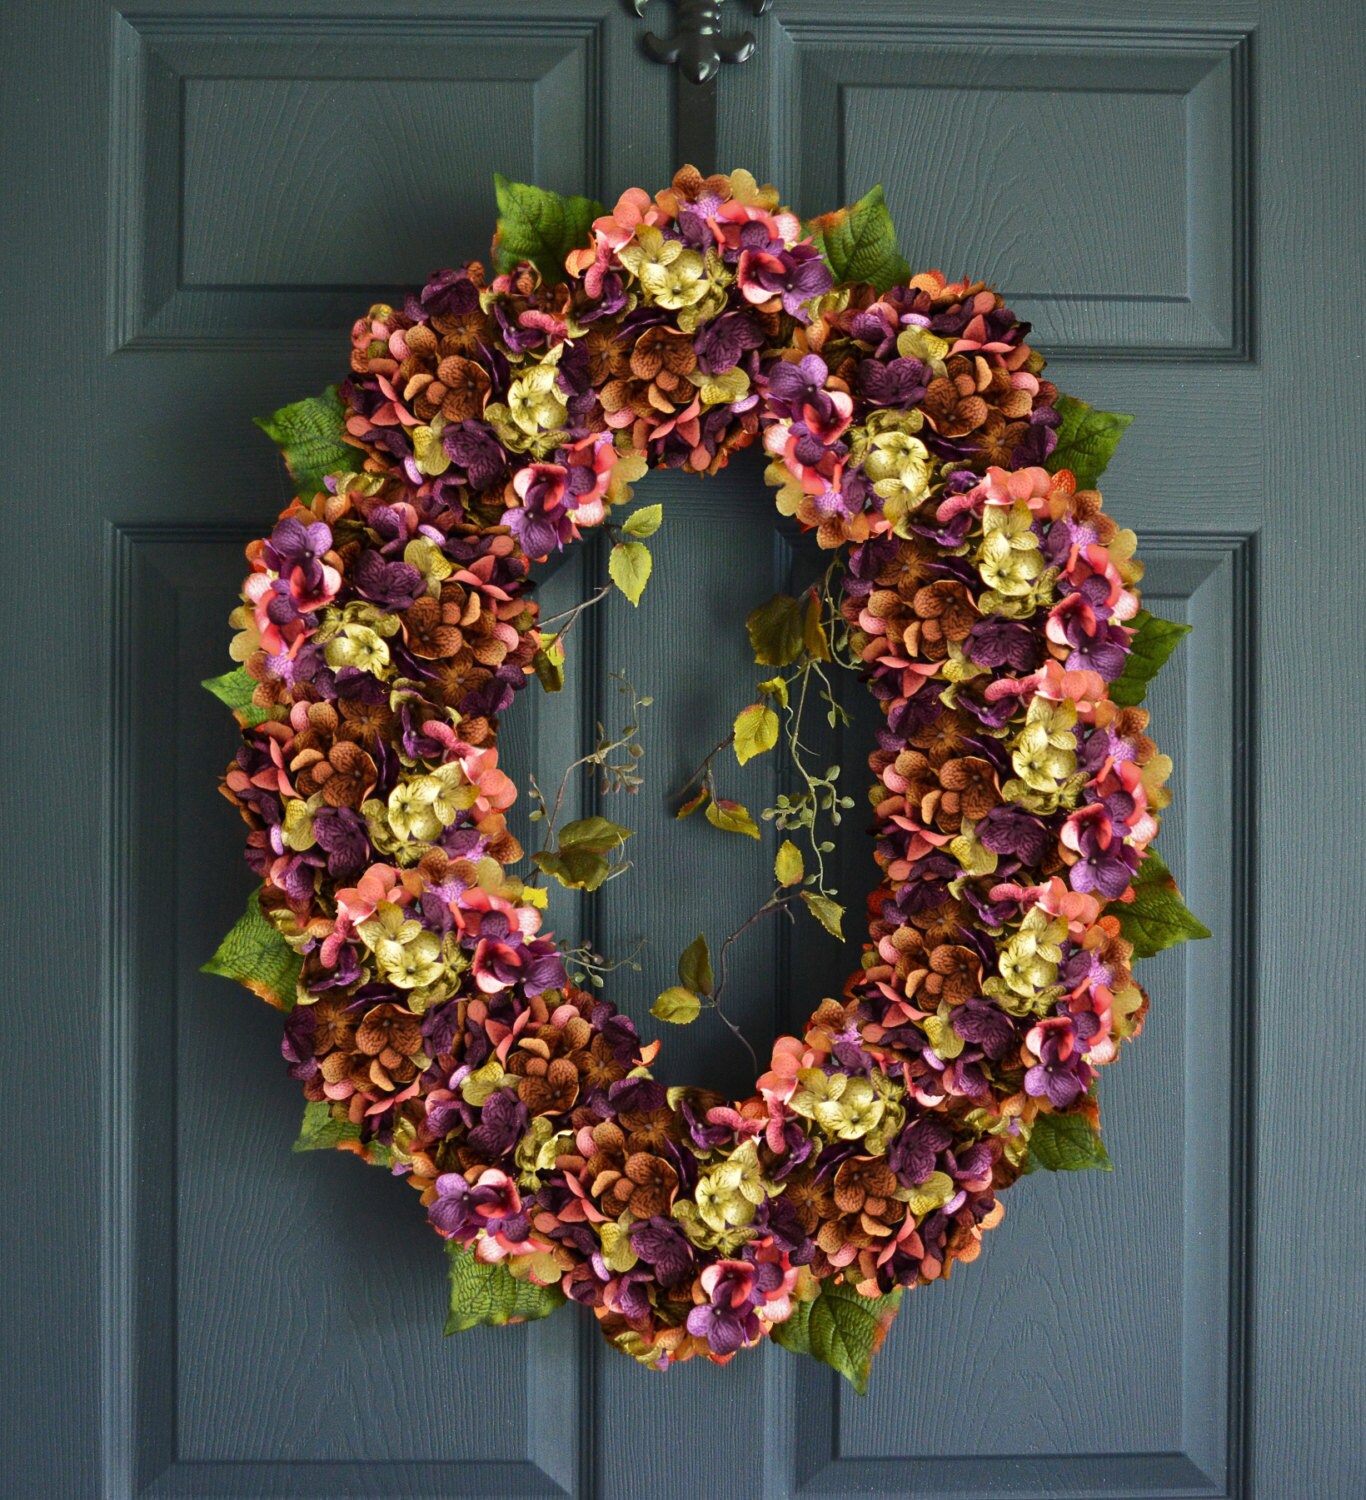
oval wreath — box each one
[204,167,1208,1391]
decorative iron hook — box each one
[632,1,773,85]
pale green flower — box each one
[863,429,934,534]
[324,622,390,676]
[387,764,476,843]
[617,227,709,310]
[358,902,444,990]
[506,358,568,440]
[982,908,1067,1015]
[977,500,1044,597]
[404,536,453,595]
[1010,697,1079,792]
[789,1069,886,1141]
[694,1141,768,1233]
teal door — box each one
[4,1,1363,1496]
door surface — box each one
[3,2,1363,1497]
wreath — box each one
[203,167,1209,1391]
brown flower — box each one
[922,944,983,1006]
[403,594,465,660]
[514,1055,580,1117]
[921,371,989,438]
[598,1152,679,1219]
[309,740,378,808]
[937,755,999,822]
[909,580,977,658]
[354,1002,425,1090]
[833,1157,905,1225]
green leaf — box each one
[444,1240,566,1334]
[651,986,701,1024]
[746,593,806,666]
[808,186,911,294]
[202,666,273,727]
[677,933,714,996]
[609,540,653,605]
[557,815,634,854]
[293,1100,361,1153]
[201,891,302,1011]
[532,637,566,693]
[1027,1110,1113,1172]
[492,173,603,285]
[1046,395,1134,490]
[254,385,356,498]
[621,503,663,539]
[706,798,761,839]
[1116,847,1211,959]
[771,1280,903,1394]
[800,891,845,940]
[1107,610,1192,708]
[733,703,780,766]
[775,839,804,887]
[531,847,613,891]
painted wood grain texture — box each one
[2,0,1363,1496]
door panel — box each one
[4,1,1362,1497]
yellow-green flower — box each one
[404,536,453,596]
[983,907,1067,1015]
[863,428,933,534]
[505,357,568,443]
[1010,697,1078,792]
[387,764,477,843]
[358,901,444,989]
[977,500,1044,597]
[694,1141,768,1233]
[789,1069,886,1140]
[323,622,390,676]
[617,227,709,310]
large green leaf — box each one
[1026,1110,1113,1172]
[1046,395,1134,489]
[293,1100,361,1153]
[608,539,652,605]
[254,385,356,498]
[1108,609,1192,708]
[492,173,603,284]
[807,186,911,293]
[1116,848,1211,960]
[201,891,302,1011]
[444,1241,566,1334]
[770,1279,903,1394]
[202,666,273,727]
[745,593,806,666]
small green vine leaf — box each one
[609,540,653,605]
[733,703,779,766]
[532,636,566,693]
[706,798,761,838]
[800,890,845,939]
[202,892,302,1011]
[652,986,701,1024]
[620,503,663,538]
[253,386,356,498]
[202,666,274,727]
[770,1279,903,1394]
[775,840,805,887]
[293,1100,360,1153]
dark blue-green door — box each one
[4,1,1363,1496]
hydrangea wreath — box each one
[204,168,1209,1391]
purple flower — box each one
[738,241,833,319]
[263,517,332,591]
[351,549,424,609]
